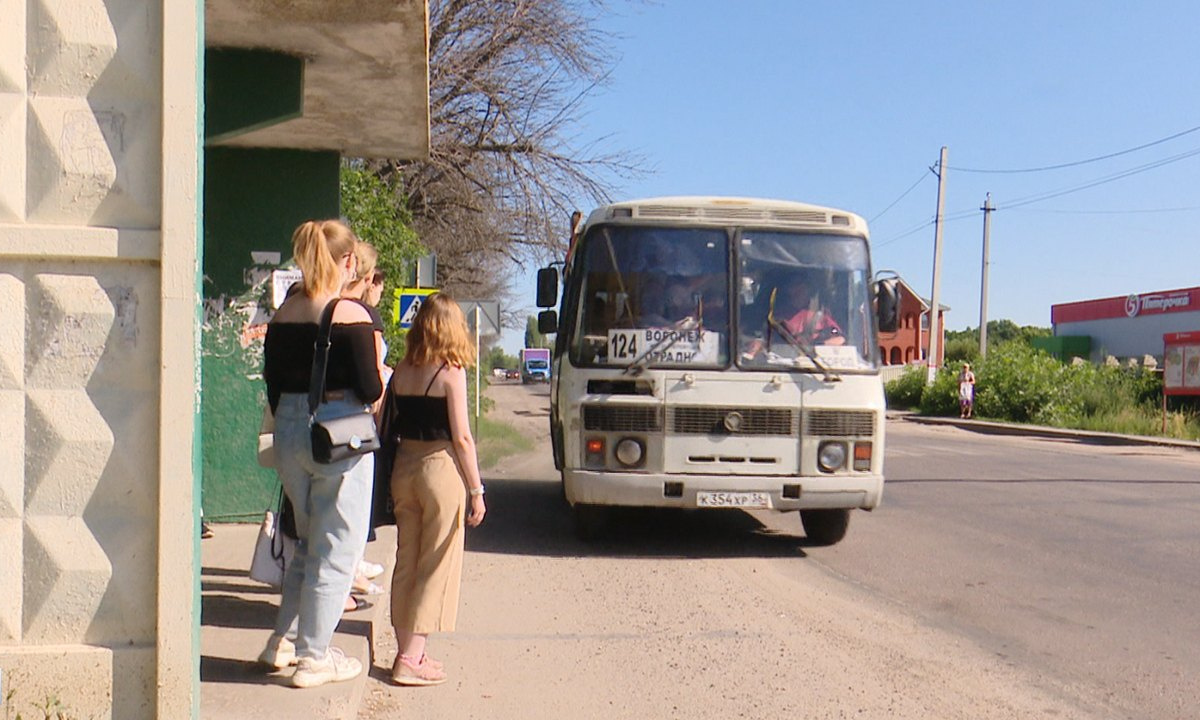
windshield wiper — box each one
[765,292,840,382]
[623,316,700,376]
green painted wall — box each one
[201,147,339,518]
[1033,335,1091,363]
[205,48,303,144]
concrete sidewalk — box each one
[200,522,396,720]
[899,412,1200,451]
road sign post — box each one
[457,300,500,438]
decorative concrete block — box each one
[27,0,118,97]
[27,0,158,100]
[0,0,22,94]
[88,514,156,643]
[0,93,23,222]
[0,273,22,390]
[22,516,112,643]
[24,0,162,229]
[25,273,114,389]
[26,95,160,228]
[24,389,112,516]
[0,644,113,720]
[0,391,21,518]
[0,518,20,642]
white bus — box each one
[535,196,899,544]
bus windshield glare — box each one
[568,224,878,372]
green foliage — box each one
[884,365,927,409]
[340,161,424,365]
[483,345,518,373]
[475,414,534,470]
[942,336,979,364]
[944,320,1051,351]
[524,316,550,349]
[908,342,1200,440]
[961,343,1065,422]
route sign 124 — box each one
[606,328,720,365]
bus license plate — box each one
[696,491,771,508]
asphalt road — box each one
[361,384,1200,720]
[784,420,1200,720]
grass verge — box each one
[475,414,534,470]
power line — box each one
[874,212,976,248]
[947,123,1200,174]
[1008,205,1200,215]
[998,146,1200,210]
[868,171,931,223]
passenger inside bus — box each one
[637,278,696,328]
[740,275,844,361]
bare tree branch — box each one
[381,0,646,307]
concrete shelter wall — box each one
[200,147,339,518]
[0,0,200,718]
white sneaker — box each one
[292,647,362,688]
[358,560,385,579]
[257,634,296,669]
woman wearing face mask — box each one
[257,219,383,688]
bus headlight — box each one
[817,442,847,473]
[614,437,645,468]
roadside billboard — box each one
[1163,331,1200,396]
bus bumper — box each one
[563,470,883,511]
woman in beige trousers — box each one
[385,293,487,686]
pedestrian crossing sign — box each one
[393,288,438,328]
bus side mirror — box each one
[536,267,558,308]
[875,278,899,333]
[538,310,558,335]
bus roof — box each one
[581,196,869,238]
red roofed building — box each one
[878,277,949,367]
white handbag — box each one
[248,507,295,588]
[257,406,276,469]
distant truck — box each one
[520,347,552,384]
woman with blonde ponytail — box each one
[258,219,383,688]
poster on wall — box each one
[1163,332,1200,396]
[1185,346,1200,389]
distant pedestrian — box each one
[959,362,976,419]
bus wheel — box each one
[800,509,850,546]
[573,504,608,541]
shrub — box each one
[885,366,926,409]
[918,361,965,416]
[970,343,1064,422]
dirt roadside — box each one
[360,384,1110,720]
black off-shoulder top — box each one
[264,321,383,412]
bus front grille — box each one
[805,410,875,437]
[668,407,797,436]
[583,404,663,432]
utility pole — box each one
[926,146,948,384]
[979,193,994,358]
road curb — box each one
[898,413,1200,452]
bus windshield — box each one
[568,225,730,368]
[736,231,877,371]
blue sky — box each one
[501,1,1200,353]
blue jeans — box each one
[271,393,374,659]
